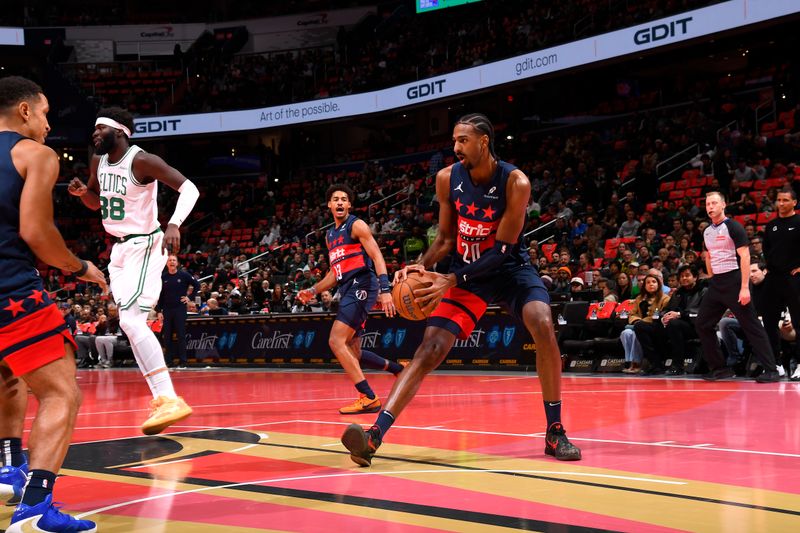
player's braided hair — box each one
[455,112,497,158]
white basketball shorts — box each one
[109,230,167,312]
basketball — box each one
[392,271,436,321]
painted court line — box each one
[292,419,800,458]
[26,386,791,421]
[75,468,684,519]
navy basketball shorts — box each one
[335,273,378,336]
[429,263,549,339]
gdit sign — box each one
[633,17,692,45]
[406,79,446,100]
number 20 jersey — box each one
[448,159,530,271]
[97,145,159,238]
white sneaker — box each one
[777,365,786,377]
[791,366,800,381]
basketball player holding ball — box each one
[297,184,404,415]
[341,113,581,465]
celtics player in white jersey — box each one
[68,107,199,435]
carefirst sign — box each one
[134,0,800,138]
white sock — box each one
[120,307,177,399]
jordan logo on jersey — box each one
[454,181,464,193]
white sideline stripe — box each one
[292,420,800,458]
[74,468,684,519]
[38,386,787,421]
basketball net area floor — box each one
[3,368,799,532]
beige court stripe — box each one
[59,467,519,532]
[59,431,800,532]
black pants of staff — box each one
[761,272,800,365]
[162,307,188,366]
[633,320,669,369]
[665,318,698,369]
[696,270,776,372]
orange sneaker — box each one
[141,396,193,435]
[339,394,381,415]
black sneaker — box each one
[755,370,781,383]
[702,367,735,381]
[641,366,665,376]
[341,424,382,467]
[544,422,582,461]
[666,366,685,376]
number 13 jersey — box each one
[97,145,159,238]
[449,159,529,271]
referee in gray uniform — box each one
[696,191,780,382]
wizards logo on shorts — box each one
[355,289,367,301]
[293,330,316,349]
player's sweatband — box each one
[74,259,89,277]
[453,240,513,286]
[168,180,199,228]
[378,273,391,293]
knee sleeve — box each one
[119,307,153,345]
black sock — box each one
[21,469,56,507]
[354,379,376,400]
[0,437,25,467]
[359,350,403,374]
[374,410,395,437]
[543,400,562,429]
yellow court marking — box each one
[58,430,800,532]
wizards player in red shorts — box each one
[298,184,402,415]
[342,113,581,465]
[0,76,106,533]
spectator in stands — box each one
[734,160,755,182]
[403,226,427,262]
[615,271,633,301]
[204,298,228,316]
[552,266,571,294]
[617,210,641,238]
[75,309,97,368]
[569,277,585,298]
[659,265,707,374]
[630,271,671,375]
[94,303,122,369]
[269,284,290,313]
[55,301,75,333]
[598,278,618,303]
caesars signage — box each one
[133,0,800,138]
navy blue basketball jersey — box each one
[0,132,43,300]
[326,214,374,284]
[449,160,530,270]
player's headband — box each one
[95,117,132,138]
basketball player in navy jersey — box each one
[297,184,402,414]
[0,76,105,532]
[342,113,581,465]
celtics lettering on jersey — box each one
[97,145,160,238]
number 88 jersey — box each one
[97,145,160,238]
[449,159,529,269]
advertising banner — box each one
[133,0,800,138]
[184,309,538,369]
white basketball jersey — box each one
[97,145,159,238]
